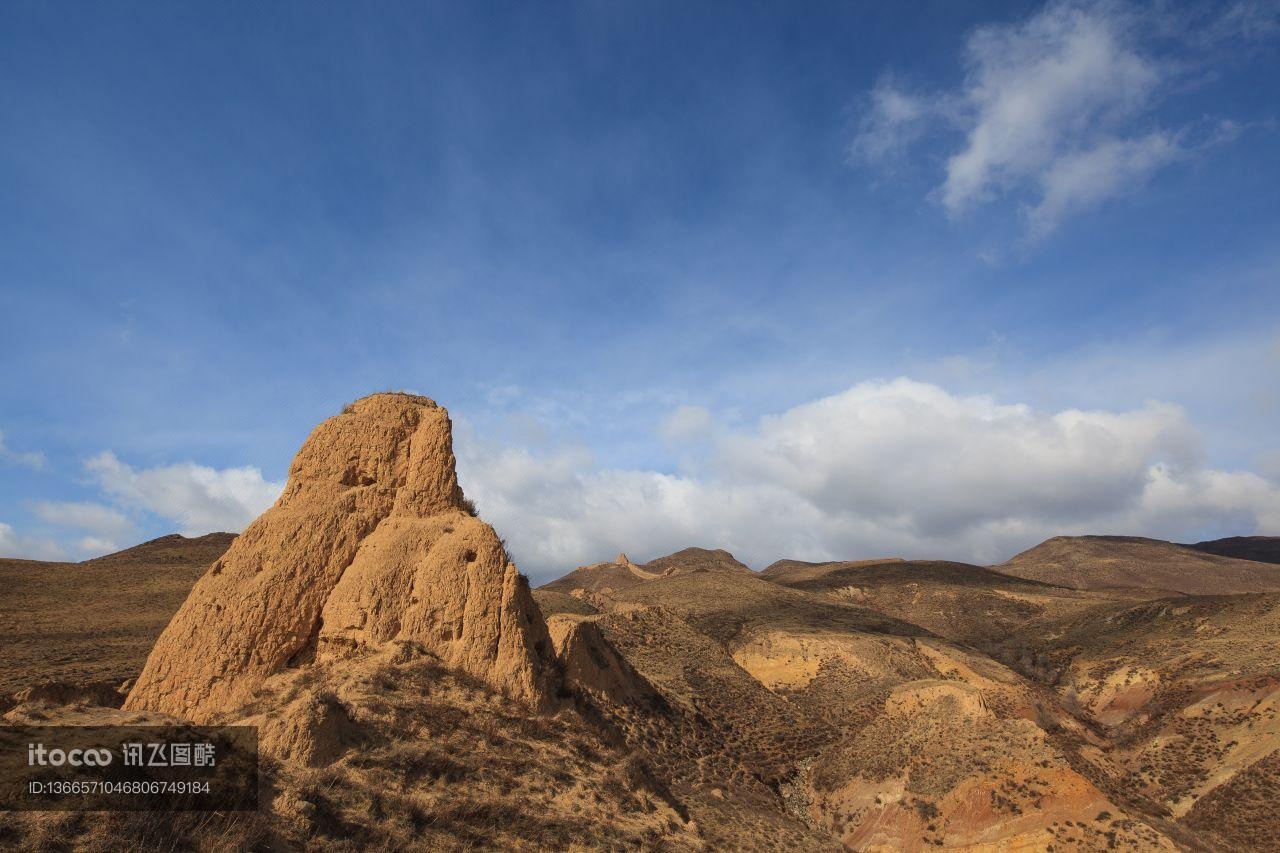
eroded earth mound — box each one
[123,394,556,724]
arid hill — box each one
[541,546,753,596]
[762,558,1131,649]
[996,535,1280,595]
[759,557,903,583]
[542,557,1181,849]
[1188,535,1280,565]
[1,395,723,850]
[3,396,1279,850]
[79,532,235,568]
[0,533,233,709]
[994,591,1280,851]
[645,547,753,575]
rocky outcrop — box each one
[125,393,556,723]
[547,614,657,706]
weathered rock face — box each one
[124,393,556,722]
[546,614,657,707]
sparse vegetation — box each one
[4,487,1279,850]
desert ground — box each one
[2,394,1279,851]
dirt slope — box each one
[996,535,1280,595]
[998,592,1280,850]
[570,568,1178,850]
[762,558,1132,649]
[1188,535,1280,565]
[0,533,233,707]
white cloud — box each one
[84,452,284,535]
[76,536,119,554]
[30,500,137,555]
[1027,130,1184,236]
[941,1,1159,216]
[0,429,45,470]
[849,80,939,165]
[0,521,67,561]
[32,500,134,537]
[457,378,1280,581]
[1200,1,1280,44]
[851,0,1248,237]
[659,405,715,444]
[1259,448,1280,484]
[1140,464,1280,535]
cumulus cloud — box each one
[851,0,1250,237]
[659,405,715,444]
[31,500,137,555]
[84,452,284,535]
[0,429,45,470]
[0,521,67,561]
[457,378,1280,582]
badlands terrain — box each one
[2,393,1280,851]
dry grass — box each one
[0,534,233,706]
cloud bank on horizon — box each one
[459,378,1280,579]
[3,378,1277,580]
[0,453,283,560]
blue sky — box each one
[2,1,1278,580]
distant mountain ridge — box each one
[994,534,1280,595]
[540,545,753,595]
[1188,535,1280,565]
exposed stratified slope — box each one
[1188,535,1280,565]
[998,592,1280,850]
[563,564,1177,850]
[996,535,1280,595]
[0,533,234,705]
